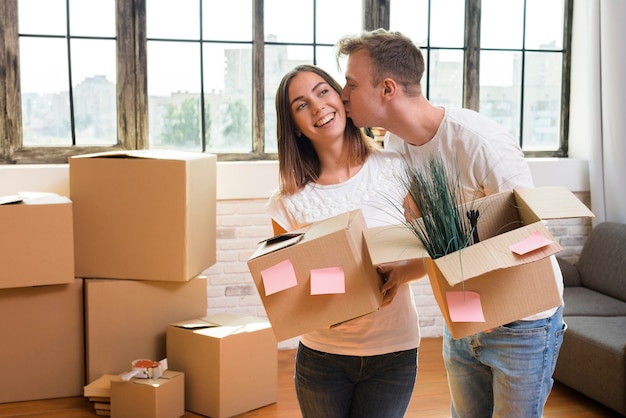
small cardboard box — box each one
[365,186,595,339]
[84,276,207,383]
[69,150,217,282]
[167,314,277,418]
[111,371,184,418]
[0,279,84,403]
[0,192,74,289]
[247,209,384,341]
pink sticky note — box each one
[509,231,554,255]
[446,291,485,322]
[260,259,298,296]
[310,267,345,295]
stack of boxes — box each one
[0,149,279,417]
[0,192,83,404]
[69,150,216,416]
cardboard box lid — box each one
[249,210,361,261]
[70,149,214,161]
[365,187,594,286]
[170,314,272,338]
[0,192,70,206]
[513,186,595,221]
[112,370,183,387]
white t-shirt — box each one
[267,148,420,356]
[385,107,563,321]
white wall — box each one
[0,158,591,348]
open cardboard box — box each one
[247,209,383,341]
[166,314,277,418]
[365,186,595,339]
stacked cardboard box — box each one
[68,150,218,416]
[0,192,84,403]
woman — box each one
[268,64,425,418]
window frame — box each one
[0,0,572,164]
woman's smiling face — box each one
[288,70,346,143]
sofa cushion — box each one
[563,287,626,316]
[554,316,626,416]
[578,222,626,302]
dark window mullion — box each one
[65,0,77,145]
[463,0,480,111]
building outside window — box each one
[0,0,570,164]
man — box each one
[336,28,566,418]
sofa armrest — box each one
[557,257,581,287]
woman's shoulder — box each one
[368,147,408,170]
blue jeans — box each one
[443,306,566,418]
[294,342,417,418]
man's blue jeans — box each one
[294,342,418,418]
[443,306,566,418]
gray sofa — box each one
[554,221,626,416]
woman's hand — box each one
[376,259,427,307]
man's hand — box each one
[377,259,427,307]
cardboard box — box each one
[0,192,74,289]
[247,209,384,341]
[111,371,184,418]
[365,186,595,339]
[0,279,84,403]
[85,276,207,383]
[167,314,277,418]
[69,150,217,282]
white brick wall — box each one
[204,192,592,349]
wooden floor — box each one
[0,338,621,418]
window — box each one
[0,0,571,163]
[390,0,572,156]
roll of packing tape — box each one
[122,358,167,381]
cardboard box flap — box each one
[305,210,356,240]
[113,370,182,387]
[434,221,562,286]
[514,187,595,222]
[70,149,209,161]
[0,194,23,205]
[170,314,272,338]
[0,192,70,206]
[250,232,305,260]
[249,210,360,261]
[364,225,428,266]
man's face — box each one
[341,49,384,128]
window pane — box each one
[264,45,314,152]
[71,39,117,146]
[18,0,66,35]
[525,0,564,50]
[522,52,562,151]
[481,0,524,49]
[430,0,464,47]
[315,0,361,44]
[202,0,252,41]
[315,45,344,84]
[204,44,253,153]
[69,0,115,37]
[265,0,313,43]
[479,51,522,140]
[147,0,199,40]
[390,0,429,45]
[148,42,202,151]
[429,49,463,108]
[20,38,71,146]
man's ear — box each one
[382,79,396,98]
